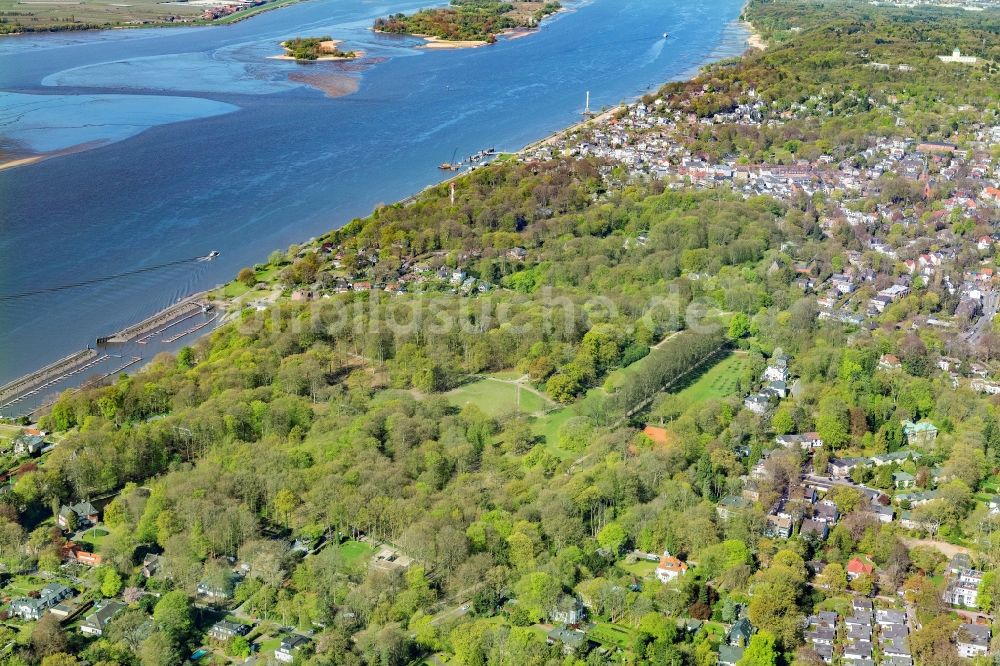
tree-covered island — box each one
[280,36,360,61]
[373,0,562,45]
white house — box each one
[655,551,688,583]
[957,624,990,658]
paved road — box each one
[429,602,470,627]
[965,289,999,346]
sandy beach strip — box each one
[0,154,45,171]
[0,141,106,171]
[744,21,766,50]
[418,35,488,49]
[270,51,364,61]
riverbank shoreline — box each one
[744,20,766,50]
[0,0,301,37]
[0,2,755,415]
[419,35,489,49]
[0,141,107,172]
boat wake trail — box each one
[0,253,217,302]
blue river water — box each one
[0,0,748,394]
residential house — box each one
[62,542,102,566]
[775,432,823,450]
[846,557,874,581]
[763,361,790,383]
[80,600,125,637]
[895,490,937,507]
[852,597,873,615]
[790,485,817,504]
[882,637,912,663]
[876,609,906,627]
[830,457,866,479]
[550,595,584,625]
[944,569,984,607]
[718,645,745,666]
[726,617,754,648]
[208,620,250,642]
[844,640,874,661]
[762,380,788,399]
[971,378,1000,395]
[716,495,751,520]
[766,514,793,539]
[10,584,73,621]
[141,553,161,578]
[275,635,311,663]
[546,627,589,656]
[655,552,689,583]
[12,434,44,456]
[902,421,938,446]
[196,579,234,601]
[743,394,770,415]
[899,511,922,530]
[893,471,915,489]
[868,504,894,523]
[800,519,828,540]
[813,501,839,524]
[57,500,99,530]
[956,623,990,658]
[871,451,919,467]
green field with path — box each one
[446,378,550,417]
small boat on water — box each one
[662,32,668,39]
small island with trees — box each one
[276,36,361,61]
[373,0,562,48]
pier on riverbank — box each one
[97,294,208,344]
[0,348,103,411]
[1,293,219,418]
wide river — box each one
[0,0,748,401]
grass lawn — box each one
[816,595,853,617]
[671,351,747,403]
[446,379,549,417]
[620,560,657,578]
[338,539,374,568]
[702,621,726,642]
[587,622,635,648]
[0,0,203,30]
[219,281,252,299]
[530,408,577,460]
[79,527,110,547]
[2,575,47,598]
[0,425,23,438]
[14,621,33,644]
[256,635,283,654]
